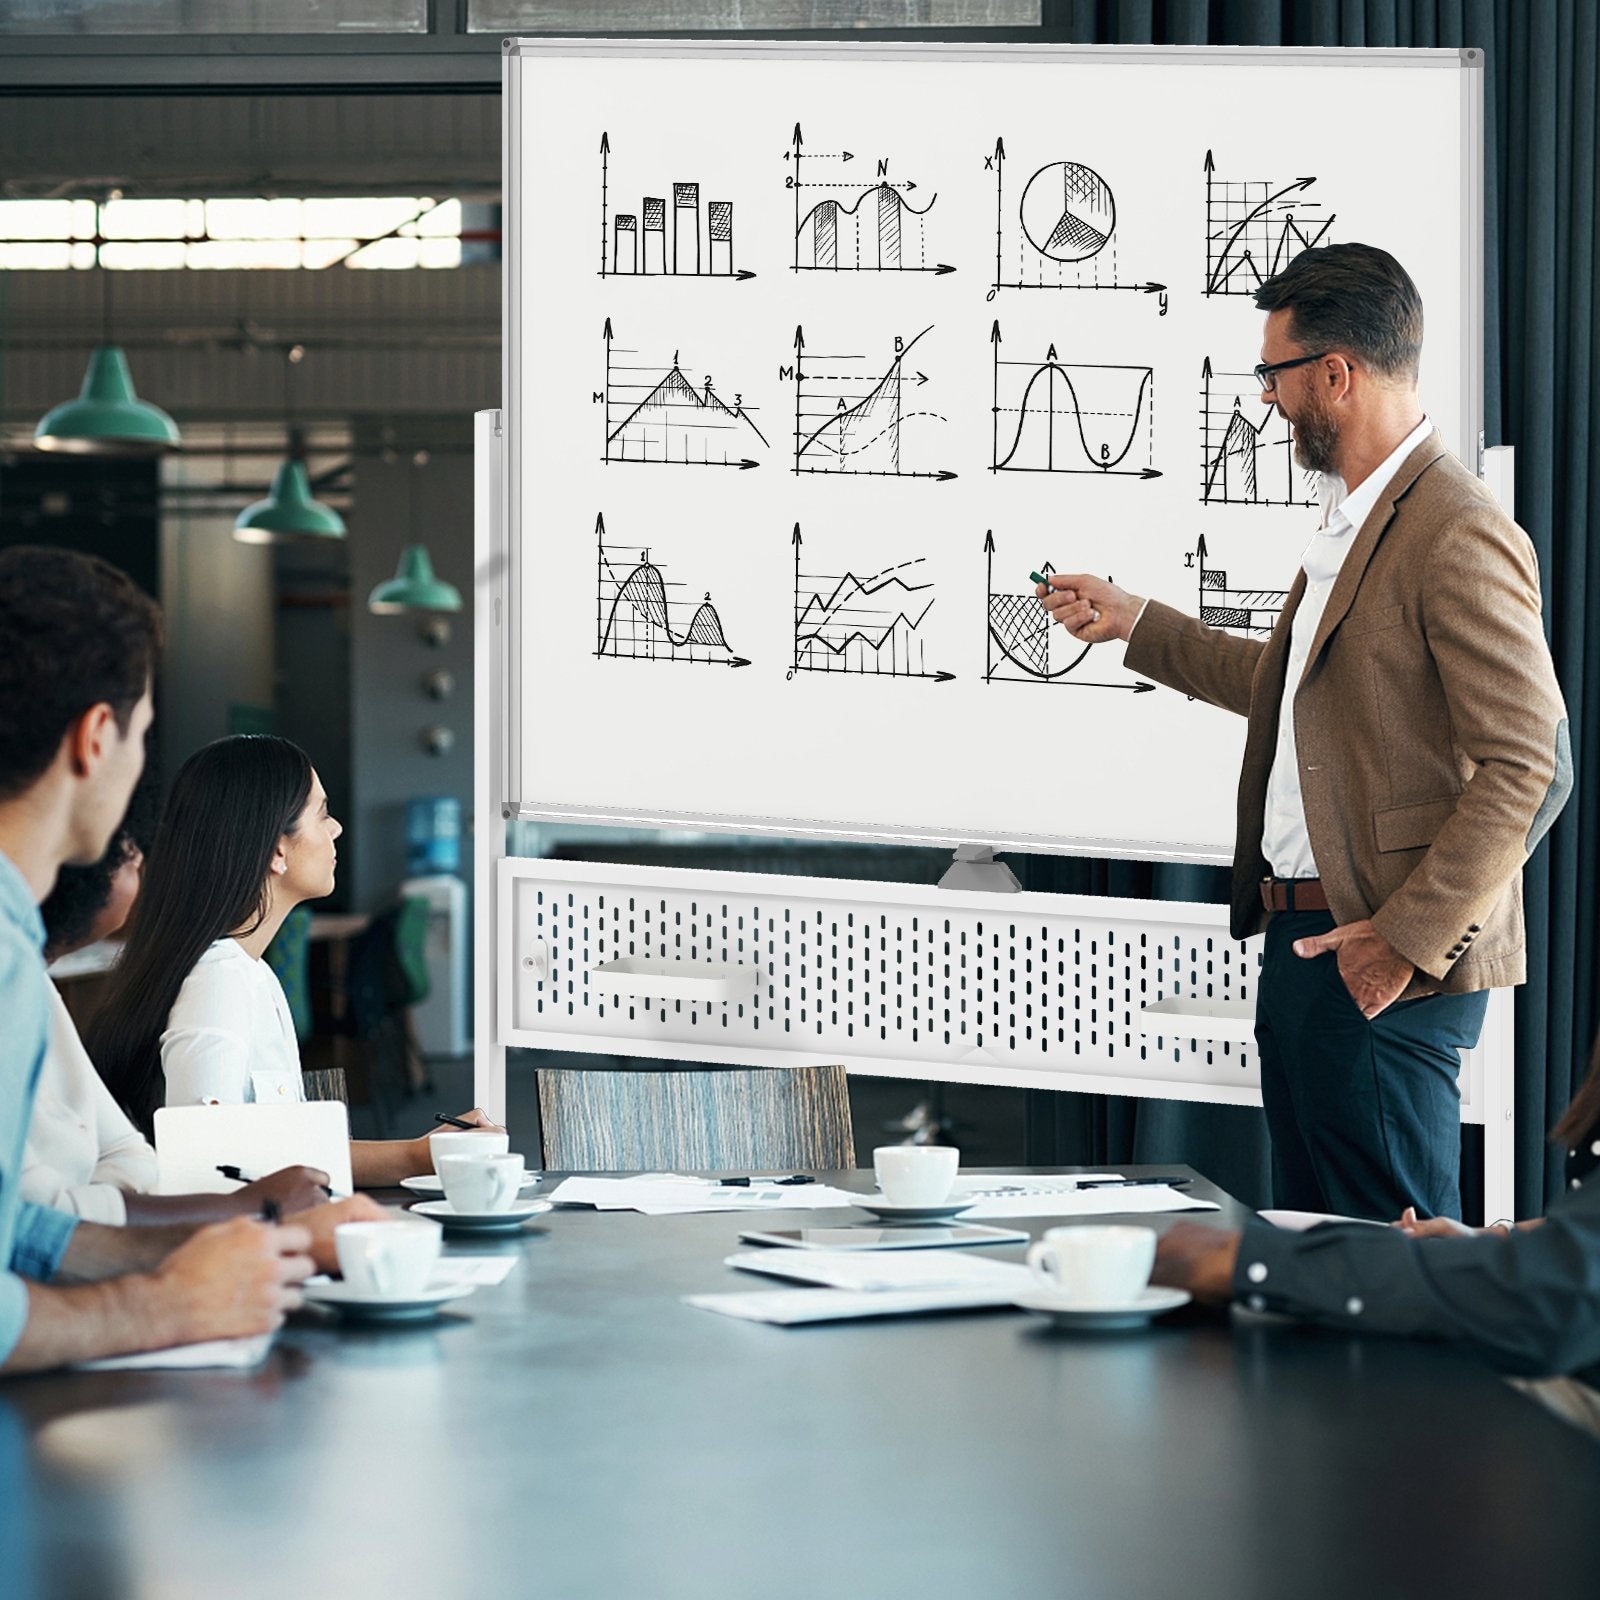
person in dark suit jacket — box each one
[1043,244,1570,1220]
[1151,1033,1600,1394]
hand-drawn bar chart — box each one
[1192,533,1289,634]
[598,132,752,279]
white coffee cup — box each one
[1026,1225,1157,1307]
[872,1144,960,1206]
[438,1151,526,1214]
[335,1218,442,1297]
[429,1128,510,1167]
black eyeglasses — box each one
[1253,351,1332,393]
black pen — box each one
[1076,1176,1194,1189]
[714,1175,816,1187]
[432,1113,477,1130]
[218,1163,333,1198]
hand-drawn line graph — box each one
[1190,533,1289,635]
[594,515,750,668]
[1204,149,1335,297]
[597,131,754,280]
[601,319,768,470]
[983,532,1154,693]
[787,324,956,481]
[989,320,1160,479]
[1199,358,1318,507]
[788,124,953,275]
[985,139,1166,308]
[789,525,953,682]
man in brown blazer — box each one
[1044,243,1570,1220]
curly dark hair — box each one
[39,758,160,960]
[0,545,163,800]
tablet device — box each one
[738,1224,1027,1251]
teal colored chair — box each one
[264,903,313,1042]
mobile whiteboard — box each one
[502,39,1482,864]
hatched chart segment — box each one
[1203,149,1335,297]
[1199,358,1318,507]
[1193,533,1289,635]
[598,131,750,279]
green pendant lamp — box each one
[34,345,182,456]
[368,544,462,614]
[234,457,347,544]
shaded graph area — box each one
[791,525,952,681]
[788,124,952,274]
[986,139,1166,307]
[991,321,1158,478]
[983,532,1154,693]
[1204,149,1334,297]
[1199,358,1317,507]
[1193,533,1288,635]
[602,319,767,470]
[594,515,749,668]
[791,324,955,481]
[598,132,752,279]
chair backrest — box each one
[263,904,313,1042]
[535,1065,855,1173]
[302,1066,348,1104]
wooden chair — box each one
[302,1066,349,1104]
[534,1064,855,1172]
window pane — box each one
[102,199,205,241]
[0,0,427,34]
[186,239,303,269]
[0,242,75,268]
[206,198,304,241]
[0,199,96,241]
[101,240,188,269]
[470,0,1038,28]
[346,238,423,270]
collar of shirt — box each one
[0,850,44,954]
[1304,415,1433,585]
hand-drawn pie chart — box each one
[1020,161,1116,262]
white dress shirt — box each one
[1261,416,1434,880]
[19,986,159,1224]
[161,937,306,1108]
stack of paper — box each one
[545,1173,864,1215]
[76,1332,276,1371]
[950,1177,1219,1220]
[686,1248,1034,1325]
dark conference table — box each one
[6,1167,1600,1600]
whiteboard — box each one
[503,39,1482,864]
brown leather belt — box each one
[1261,877,1330,913]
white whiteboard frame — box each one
[500,36,1485,865]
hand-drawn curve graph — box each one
[597,132,753,280]
[1204,148,1335,297]
[983,532,1154,693]
[789,324,956,481]
[601,319,768,470]
[1200,358,1318,507]
[990,321,1159,479]
[985,139,1166,308]
[790,525,953,682]
[594,515,749,668]
[788,124,952,275]
[1192,533,1289,635]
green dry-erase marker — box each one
[1030,571,1051,588]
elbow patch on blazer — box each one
[1526,717,1573,855]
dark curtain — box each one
[1025,0,1598,1220]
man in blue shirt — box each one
[0,547,371,1372]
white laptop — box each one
[153,1103,354,1198]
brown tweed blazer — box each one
[1126,431,1571,997]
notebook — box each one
[153,1102,354,1197]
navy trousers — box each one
[1255,911,1489,1221]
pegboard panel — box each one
[499,858,1493,1120]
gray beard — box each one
[1291,402,1341,475]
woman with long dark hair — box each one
[89,735,493,1186]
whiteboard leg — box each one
[1480,987,1516,1223]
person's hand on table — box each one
[1395,1206,1534,1240]
[410,1108,505,1175]
[152,1216,314,1342]
[1151,1223,1241,1306]
[235,1165,332,1218]
[1292,918,1414,1019]
[1035,573,1144,645]
[285,1195,391,1276]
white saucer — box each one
[401,1171,540,1196]
[850,1196,977,1222]
[1013,1284,1192,1330]
[409,1198,553,1232]
[301,1278,477,1323]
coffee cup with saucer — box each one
[1014,1224,1189,1330]
[855,1145,974,1221]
